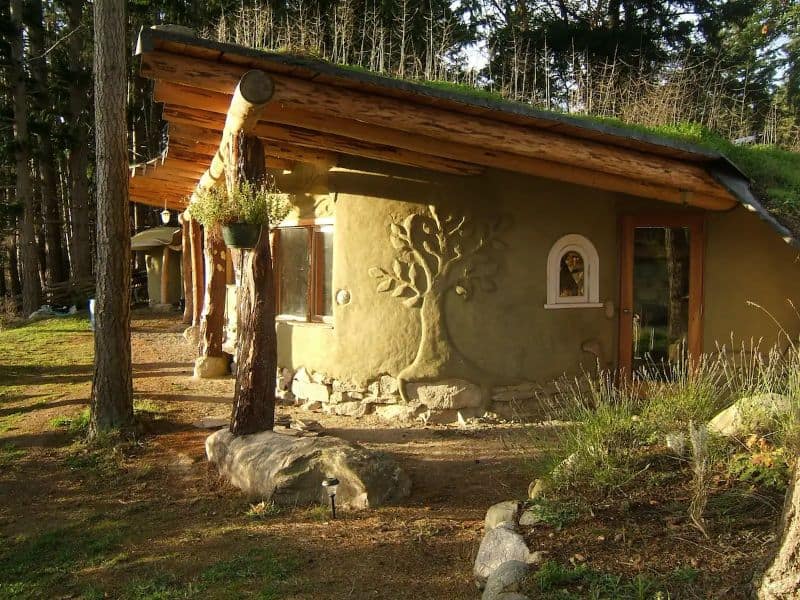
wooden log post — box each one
[189,215,204,327]
[159,245,170,307]
[179,214,193,324]
[194,223,229,377]
[230,135,276,434]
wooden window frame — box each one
[617,213,706,375]
[273,218,334,324]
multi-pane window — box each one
[275,223,334,322]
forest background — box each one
[0,0,798,314]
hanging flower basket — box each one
[222,223,262,249]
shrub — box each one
[188,178,291,228]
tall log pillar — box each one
[189,216,204,325]
[230,135,276,434]
[179,214,193,324]
[194,223,229,378]
[159,245,170,307]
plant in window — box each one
[369,205,506,399]
[188,179,291,248]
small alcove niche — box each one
[545,234,602,309]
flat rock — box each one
[485,500,521,531]
[474,522,538,583]
[206,430,411,509]
[482,560,530,600]
[708,393,793,436]
[407,379,484,410]
[375,403,423,423]
[193,416,228,430]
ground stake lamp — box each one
[322,477,340,519]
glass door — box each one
[618,215,705,375]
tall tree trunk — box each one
[10,0,43,315]
[230,136,276,435]
[9,229,22,301]
[89,0,133,436]
[67,0,93,284]
[758,464,800,599]
[29,0,68,285]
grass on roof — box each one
[260,49,800,231]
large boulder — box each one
[206,430,411,509]
[474,522,542,583]
[708,393,793,437]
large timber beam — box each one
[162,102,732,210]
[191,69,274,201]
[143,54,736,207]
[190,69,273,379]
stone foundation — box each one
[277,366,549,424]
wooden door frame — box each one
[618,213,706,375]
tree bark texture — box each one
[89,0,133,435]
[189,217,204,326]
[180,215,193,323]
[758,464,800,599]
[230,135,276,435]
[67,0,93,283]
[29,0,68,285]
[198,223,226,358]
[10,0,43,315]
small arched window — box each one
[545,234,602,309]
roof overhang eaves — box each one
[136,27,743,169]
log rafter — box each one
[142,52,737,209]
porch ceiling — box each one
[130,27,746,214]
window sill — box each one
[544,302,604,310]
[276,316,334,328]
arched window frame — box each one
[545,234,602,309]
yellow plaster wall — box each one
[274,158,800,388]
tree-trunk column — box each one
[179,215,193,324]
[160,246,170,306]
[190,217,204,326]
[194,223,228,378]
[230,134,275,434]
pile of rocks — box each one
[276,366,549,425]
[474,500,549,600]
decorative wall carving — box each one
[368,205,506,400]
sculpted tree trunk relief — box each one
[369,205,505,400]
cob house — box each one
[129,26,800,424]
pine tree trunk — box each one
[9,230,22,301]
[758,464,800,599]
[89,0,133,436]
[29,0,68,285]
[67,0,92,284]
[230,136,275,435]
[10,0,43,315]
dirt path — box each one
[0,310,541,599]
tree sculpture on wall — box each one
[369,205,505,400]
